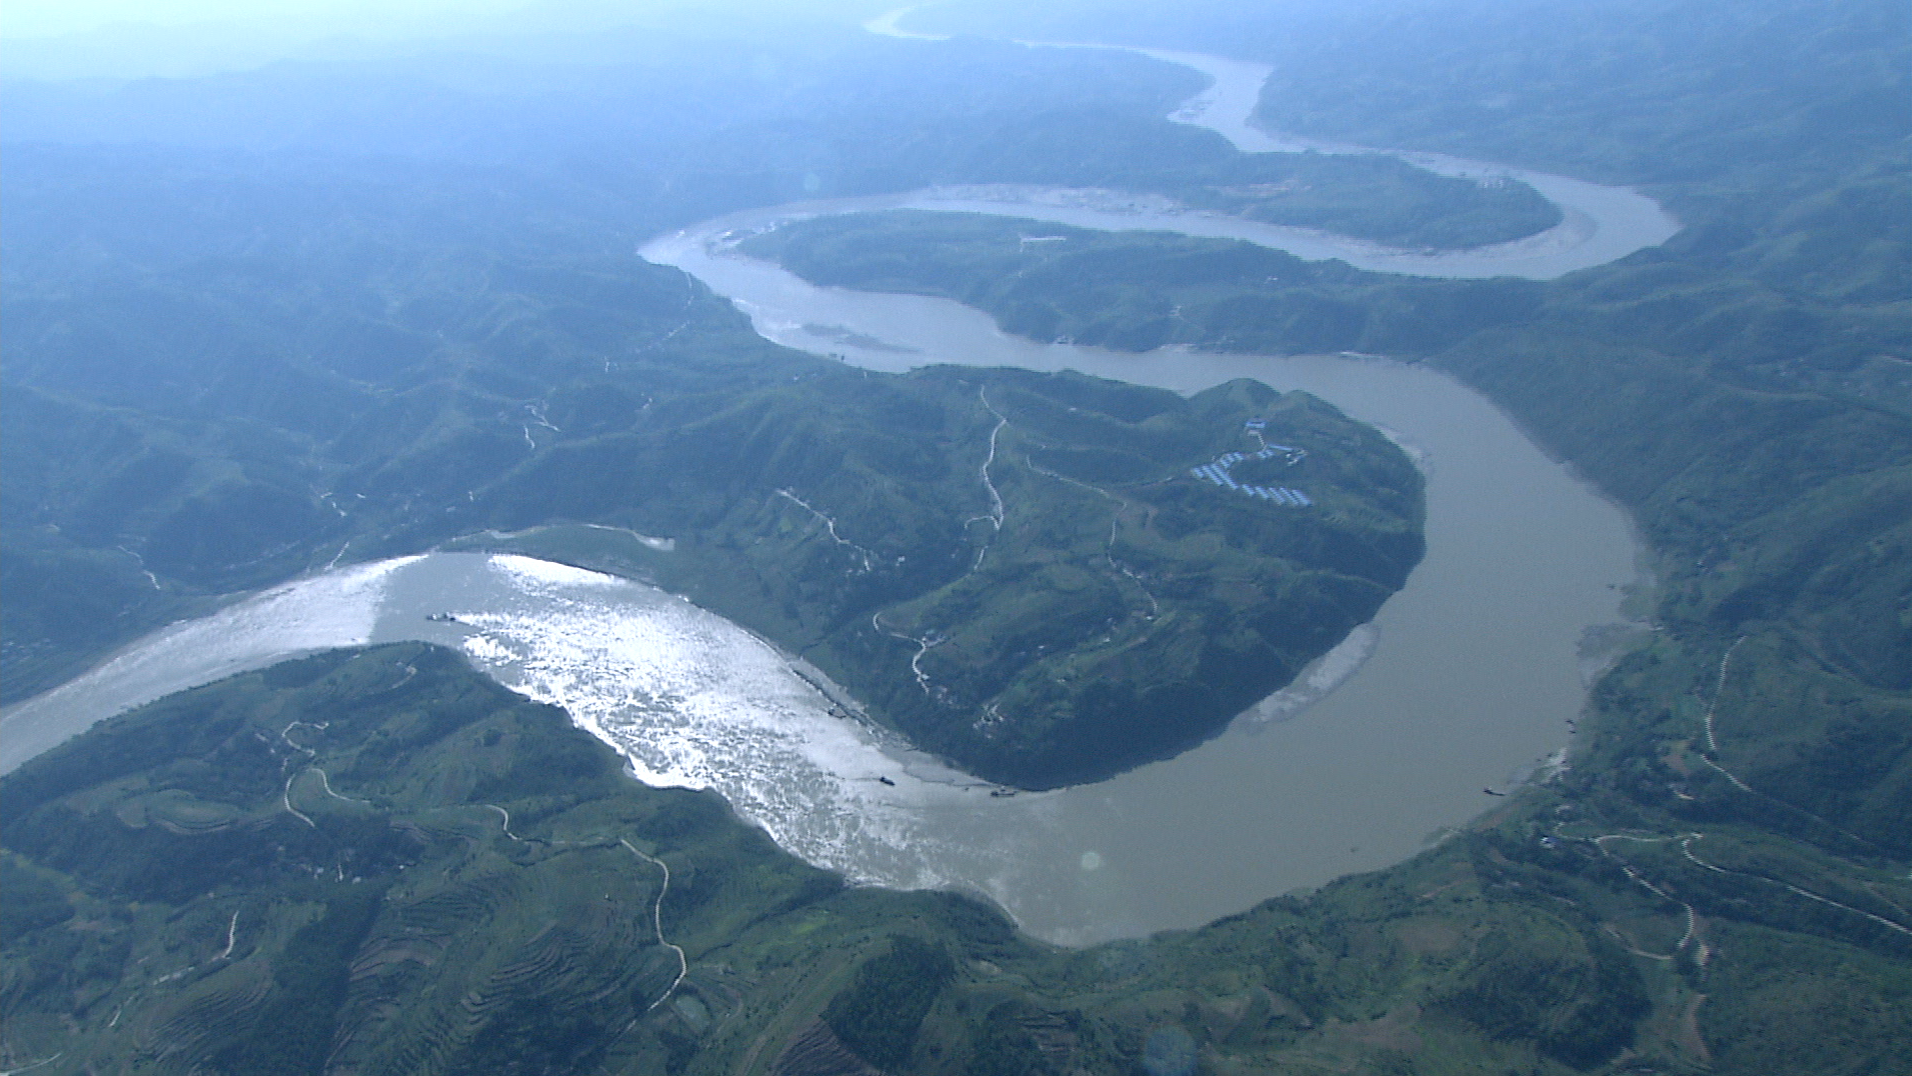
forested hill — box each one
[19,643,1892,1075]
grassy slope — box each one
[0,646,960,1074]
[12,646,1906,1075]
[469,362,1421,788]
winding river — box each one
[856,8,1678,279]
[0,29,1666,945]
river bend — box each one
[1,36,1659,945]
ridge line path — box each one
[1021,454,1161,620]
[280,720,325,756]
[969,385,1008,572]
[1698,637,1753,792]
[1576,828,1912,966]
[215,910,240,961]
[612,270,698,373]
[870,610,941,697]
[622,839,689,1011]
[776,489,877,571]
[1585,833,1705,962]
[309,766,371,805]
[1695,637,1886,851]
[1677,833,1912,938]
[867,385,1013,697]
[486,803,527,842]
[277,721,335,826]
[116,544,162,590]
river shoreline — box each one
[865,7,1679,279]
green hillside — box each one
[443,362,1420,787]
[752,208,1912,847]
[1,177,1421,787]
[8,646,1909,1075]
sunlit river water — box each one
[0,36,1665,944]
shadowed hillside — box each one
[10,646,1906,1074]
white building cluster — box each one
[1189,429,1313,506]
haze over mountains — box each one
[2,0,1908,1073]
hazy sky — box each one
[0,0,531,39]
[0,0,887,78]
[0,0,895,39]
[0,0,553,79]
